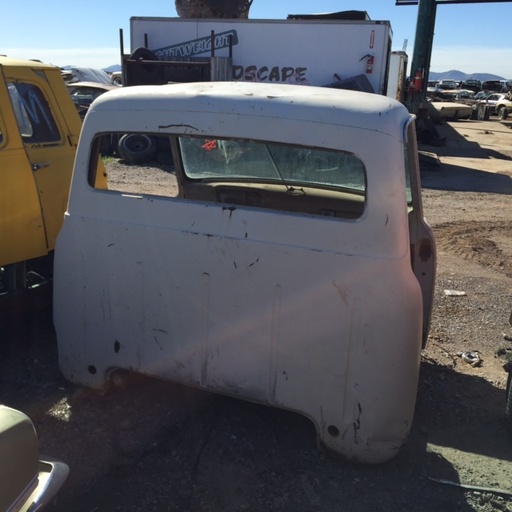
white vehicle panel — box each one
[54,82,434,463]
[129,17,392,93]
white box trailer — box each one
[386,51,408,101]
[126,17,393,95]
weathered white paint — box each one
[54,82,433,463]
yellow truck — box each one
[0,56,104,314]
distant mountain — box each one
[428,69,505,82]
[103,64,122,73]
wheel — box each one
[506,372,512,433]
[117,134,157,164]
[498,106,509,120]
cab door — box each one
[3,65,79,257]
[0,65,47,267]
[405,118,437,347]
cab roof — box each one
[0,56,59,70]
[90,81,411,141]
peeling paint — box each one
[158,123,198,131]
[332,280,349,305]
[222,206,236,219]
[248,257,260,268]
[353,402,363,445]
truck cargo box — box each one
[126,17,392,94]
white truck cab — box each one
[53,81,436,463]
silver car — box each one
[0,405,68,512]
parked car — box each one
[481,80,508,93]
[0,405,69,511]
[437,79,458,90]
[461,79,481,93]
[428,99,473,122]
[0,56,104,303]
[439,89,474,102]
[500,79,512,91]
[61,66,112,85]
[476,93,512,119]
[66,82,118,118]
[109,71,123,86]
[465,91,492,119]
[426,80,439,94]
[474,90,492,101]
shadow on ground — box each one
[414,359,511,462]
[420,160,512,194]
[423,120,512,160]
[1,314,509,511]
[417,120,512,194]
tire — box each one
[506,372,512,433]
[99,134,115,156]
[117,134,157,164]
[498,106,509,120]
[127,47,161,85]
[129,47,158,62]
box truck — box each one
[122,14,394,95]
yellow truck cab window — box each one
[7,82,60,143]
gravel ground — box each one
[1,118,512,512]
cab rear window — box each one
[91,133,367,220]
[179,137,366,194]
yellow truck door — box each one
[0,65,47,267]
[3,64,80,256]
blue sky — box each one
[2,0,512,78]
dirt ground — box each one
[1,118,512,512]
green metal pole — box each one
[409,0,437,113]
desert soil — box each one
[1,118,512,512]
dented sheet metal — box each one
[53,82,436,463]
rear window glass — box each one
[179,137,366,194]
[92,133,366,220]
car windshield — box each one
[68,86,108,106]
[475,91,491,100]
[178,137,366,194]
